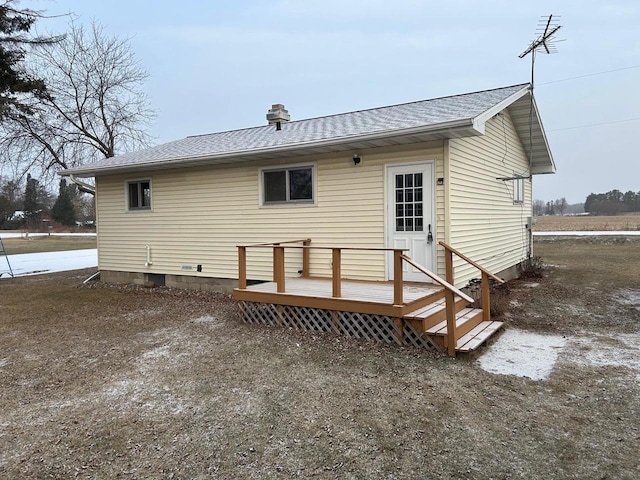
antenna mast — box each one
[518,15,563,169]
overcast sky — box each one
[33,0,640,204]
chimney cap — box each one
[267,104,291,124]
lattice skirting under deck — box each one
[238,301,443,353]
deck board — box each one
[242,277,442,305]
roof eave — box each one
[61,118,479,178]
[506,92,556,176]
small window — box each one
[514,176,524,203]
[262,166,314,204]
[128,180,151,210]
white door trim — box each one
[384,160,437,281]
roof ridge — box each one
[186,83,530,140]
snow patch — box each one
[616,289,640,310]
[477,329,567,380]
[478,329,640,381]
[0,249,97,277]
[191,314,221,326]
[568,333,640,373]
[534,231,640,236]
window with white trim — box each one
[262,165,314,204]
[514,175,524,204]
[127,180,151,210]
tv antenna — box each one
[519,14,563,90]
[518,14,563,171]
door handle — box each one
[427,224,433,243]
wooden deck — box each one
[234,240,505,355]
[235,277,443,316]
[234,277,503,354]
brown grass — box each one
[0,240,639,478]
[506,237,640,334]
[0,236,96,255]
[534,214,640,231]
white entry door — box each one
[386,163,435,282]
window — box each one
[262,165,314,204]
[128,180,151,210]
[514,175,524,204]
[395,172,424,232]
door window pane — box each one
[405,174,413,187]
[393,171,425,234]
[405,189,413,203]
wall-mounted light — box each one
[353,153,361,166]
[437,177,444,186]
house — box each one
[62,83,554,354]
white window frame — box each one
[259,162,317,207]
[513,175,525,204]
[126,178,152,211]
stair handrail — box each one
[400,254,472,357]
[438,241,505,285]
[399,255,473,303]
[438,241,505,343]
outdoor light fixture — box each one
[353,154,361,166]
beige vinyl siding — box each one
[447,109,532,287]
[96,142,445,282]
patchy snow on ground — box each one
[568,333,640,381]
[478,328,640,382]
[533,231,640,236]
[0,249,97,277]
[477,329,567,380]
[0,232,96,239]
[616,288,640,310]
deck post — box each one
[302,239,311,277]
[332,248,341,298]
[481,271,490,321]
[444,248,454,285]
[445,289,457,357]
[238,246,247,289]
[393,250,403,305]
[273,246,286,293]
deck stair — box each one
[402,297,504,353]
[235,238,506,357]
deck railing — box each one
[237,239,504,356]
[238,240,411,304]
[439,241,505,355]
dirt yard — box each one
[0,238,639,479]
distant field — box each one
[534,214,640,231]
[0,236,97,255]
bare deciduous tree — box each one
[0,21,154,193]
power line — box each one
[538,64,640,86]
[548,117,640,132]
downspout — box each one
[145,245,153,267]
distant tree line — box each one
[533,198,584,216]
[584,190,640,215]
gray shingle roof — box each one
[64,84,533,176]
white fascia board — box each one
[473,85,531,126]
[530,95,556,174]
[61,118,479,178]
